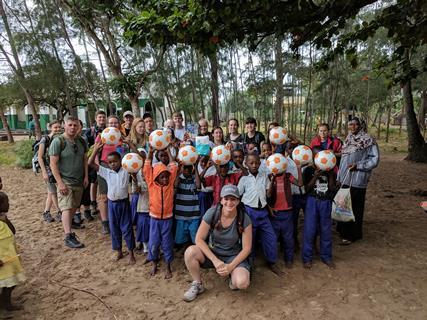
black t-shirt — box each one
[303,166,335,200]
[243,131,265,152]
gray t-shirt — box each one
[49,135,87,186]
[203,206,252,257]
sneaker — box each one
[71,221,85,229]
[42,211,55,223]
[101,221,110,234]
[183,281,205,302]
[64,233,84,249]
[55,211,62,222]
[84,210,94,222]
[74,212,82,224]
[228,279,238,291]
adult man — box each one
[143,112,155,134]
[172,111,186,141]
[85,110,106,217]
[121,111,134,137]
[50,116,88,248]
[243,117,265,154]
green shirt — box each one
[48,135,87,186]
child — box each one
[0,191,25,311]
[268,162,303,268]
[201,160,246,207]
[197,156,215,216]
[302,151,337,269]
[230,149,245,173]
[89,143,136,264]
[259,143,273,174]
[237,154,281,275]
[143,146,178,279]
[174,162,201,247]
[130,170,150,255]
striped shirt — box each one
[174,174,200,220]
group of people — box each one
[0,110,379,309]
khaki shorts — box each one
[58,185,84,211]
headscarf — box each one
[342,118,376,154]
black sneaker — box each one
[74,212,82,224]
[64,233,84,249]
[55,211,62,222]
[71,221,85,229]
[42,211,55,223]
[101,221,110,234]
[84,210,94,222]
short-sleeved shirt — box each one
[243,131,265,152]
[303,166,334,200]
[238,172,270,208]
[98,166,129,201]
[174,174,200,220]
[49,135,88,186]
[95,135,127,163]
[204,173,242,206]
[272,173,295,212]
[203,206,252,257]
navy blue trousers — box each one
[130,193,139,225]
[198,191,213,217]
[130,193,150,243]
[108,199,135,251]
[148,217,174,264]
[245,206,277,264]
[270,210,294,262]
[292,194,307,244]
[302,196,332,263]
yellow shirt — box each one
[0,221,25,287]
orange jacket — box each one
[143,160,178,219]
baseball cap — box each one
[123,111,134,118]
[220,185,240,199]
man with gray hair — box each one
[49,116,88,248]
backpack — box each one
[31,135,51,174]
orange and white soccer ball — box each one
[211,145,231,165]
[314,150,337,171]
[178,145,198,165]
[101,127,121,145]
[292,145,313,165]
[121,153,143,173]
[269,127,288,145]
[149,129,171,150]
[266,153,288,175]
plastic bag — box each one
[332,171,355,222]
[196,136,211,156]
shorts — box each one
[175,219,200,244]
[89,168,98,184]
[58,185,84,211]
[97,175,108,195]
[80,184,91,206]
[201,254,251,272]
[46,181,57,194]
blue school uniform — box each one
[130,173,150,244]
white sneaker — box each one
[183,281,205,302]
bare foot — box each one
[303,262,312,269]
[143,258,151,265]
[267,263,284,276]
[322,260,336,269]
[128,252,136,265]
[164,264,172,279]
[113,250,124,261]
[150,262,158,276]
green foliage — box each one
[0,142,17,166]
[14,140,34,169]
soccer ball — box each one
[121,153,143,173]
[149,129,171,150]
[101,127,121,145]
[178,145,198,165]
[314,150,337,171]
[269,127,288,145]
[211,145,231,165]
[292,145,313,165]
[266,153,288,175]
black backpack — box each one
[31,135,51,174]
[209,203,246,237]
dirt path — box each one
[1,153,427,320]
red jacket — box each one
[310,136,342,154]
[143,160,178,219]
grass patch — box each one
[0,141,17,166]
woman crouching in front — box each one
[183,185,252,302]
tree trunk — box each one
[385,102,392,143]
[402,79,427,162]
[0,109,14,143]
[208,52,220,127]
[418,89,427,136]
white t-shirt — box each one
[98,166,129,201]
[174,127,186,141]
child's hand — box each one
[348,163,357,171]
[314,169,322,177]
[93,141,104,152]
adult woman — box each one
[212,126,226,146]
[128,117,149,154]
[183,185,252,302]
[337,117,379,245]
[310,123,342,155]
[225,119,244,150]
[38,120,62,223]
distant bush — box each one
[15,139,34,169]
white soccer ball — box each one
[121,153,143,173]
[149,129,171,150]
[266,153,288,175]
[178,145,198,165]
[101,127,121,145]
[211,145,231,165]
[269,127,288,145]
[292,145,313,165]
[314,150,337,171]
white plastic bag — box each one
[332,171,355,222]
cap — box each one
[220,185,240,199]
[123,111,134,118]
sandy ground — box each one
[1,153,427,320]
